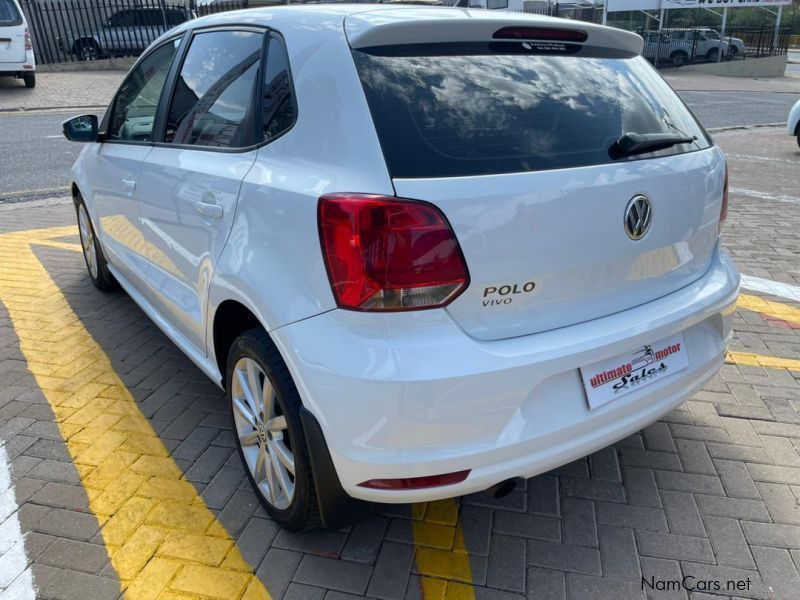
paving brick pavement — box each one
[0,126,799,600]
[0,71,125,112]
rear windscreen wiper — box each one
[610,131,697,159]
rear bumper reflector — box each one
[358,469,470,490]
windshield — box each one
[353,46,711,178]
[0,0,22,26]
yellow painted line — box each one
[730,294,800,371]
[727,351,800,372]
[0,225,271,600]
[411,500,475,599]
[738,293,800,326]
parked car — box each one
[63,5,739,530]
[60,7,191,60]
[704,28,745,56]
[640,30,695,67]
[788,98,800,149]
[0,0,35,87]
[664,28,730,61]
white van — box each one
[0,0,35,88]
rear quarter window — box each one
[0,0,22,26]
[353,47,711,179]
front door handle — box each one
[194,200,223,220]
[122,178,137,191]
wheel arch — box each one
[211,299,263,388]
[71,182,81,207]
[72,36,101,54]
[70,159,95,215]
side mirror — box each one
[63,114,99,143]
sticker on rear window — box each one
[488,41,581,55]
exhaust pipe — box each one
[485,479,516,499]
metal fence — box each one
[19,0,794,68]
[20,0,248,65]
[638,25,791,70]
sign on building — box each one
[607,0,792,11]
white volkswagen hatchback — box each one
[63,5,740,530]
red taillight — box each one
[318,194,469,311]
[358,470,470,490]
[492,27,588,43]
[24,28,32,51]
[720,164,729,229]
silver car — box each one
[61,7,190,60]
[663,28,729,62]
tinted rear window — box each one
[0,0,22,26]
[353,47,710,179]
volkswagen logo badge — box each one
[624,195,652,240]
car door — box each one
[102,10,131,55]
[137,28,263,352]
[90,37,181,287]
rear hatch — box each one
[348,11,724,341]
[0,0,25,64]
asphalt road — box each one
[0,87,797,198]
[0,111,79,199]
[680,89,798,130]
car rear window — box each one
[352,46,711,179]
[0,0,22,26]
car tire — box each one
[75,198,118,291]
[23,72,35,88]
[228,328,320,531]
[670,51,688,67]
[76,40,100,61]
[796,134,800,150]
[706,48,719,61]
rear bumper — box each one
[272,245,739,503]
[0,59,35,73]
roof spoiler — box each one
[345,11,644,56]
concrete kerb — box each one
[36,57,137,73]
[0,105,107,114]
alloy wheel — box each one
[78,204,99,280]
[232,357,295,510]
[80,45,98,61]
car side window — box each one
[262,33,297,143]
[0,0,23,26]
[107,39,180,142]
[140,10,162,27]
[165,30,263,148]
[135,11,151,27]
[109,11,132,28]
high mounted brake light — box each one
[318,194,469,311]
[492,27,588,43]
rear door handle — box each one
[122,178,137,191]
[194,200,223,220]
